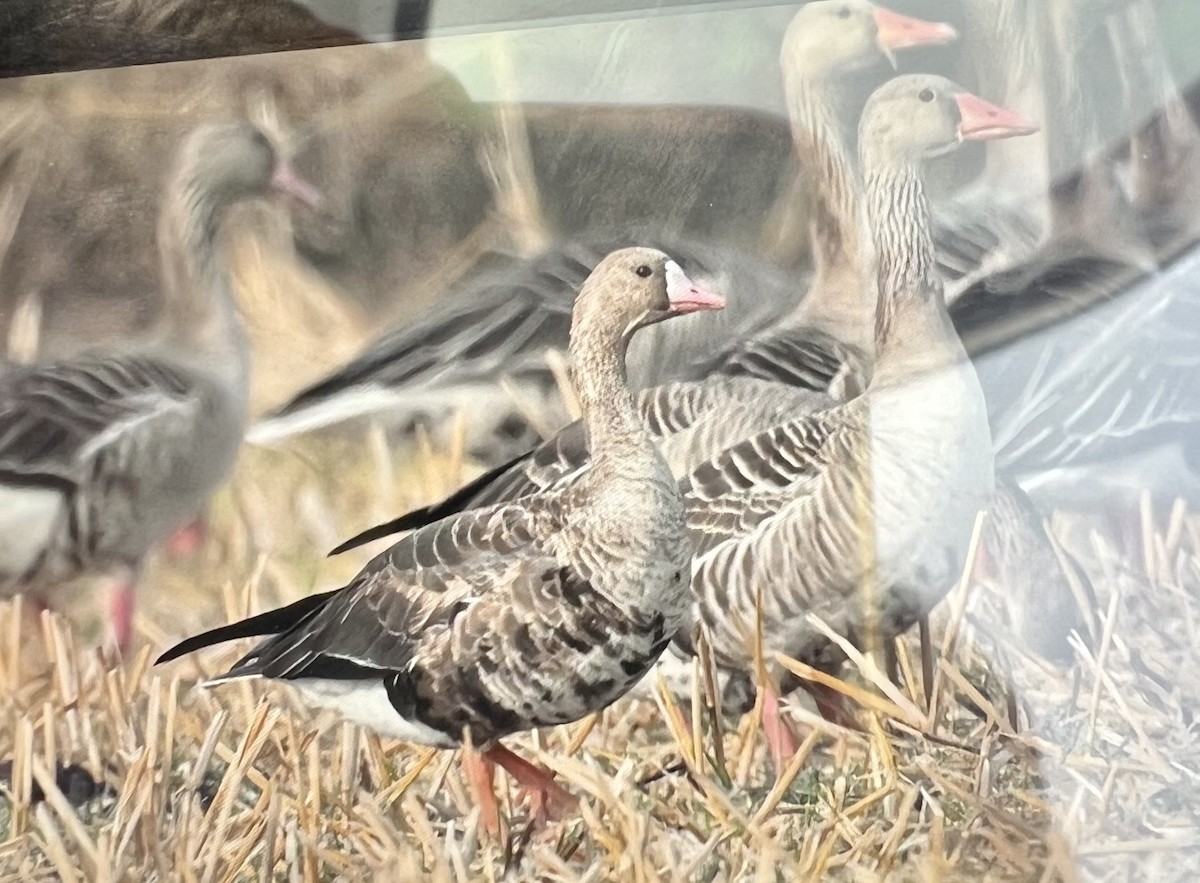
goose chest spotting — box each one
[158,247,724,825]
[0,122,316,650]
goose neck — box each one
[784,75,862,279]
[156,169,246,366]
[862,158,943,350]
[569,315,646,457]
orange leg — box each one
[164,516,207,559]
[461,743,502,838]
[762,687,797,773]
[105,577,136,654]
[485,742,576,826]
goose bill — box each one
[872,7,958,60]
[664,260,726,314]
[954,92,1039,142]
[271,162,322,208]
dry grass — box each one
[3,417,1200,880]
[4,36,1200,883]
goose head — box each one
[173,122,320,212]
[572,247,726,344]
[781,1,958,80]
[859,74,1039,162]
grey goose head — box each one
[570,247,726,346]
[859,74,1040,162]
[781,1,957,79]
[169,121,320,218]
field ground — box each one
[3,425,1200,881]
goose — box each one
[338,78,1033,764]
[935,0,1149,308]
[0,121,317,650]
[247,0,959,451]
[156,247,724,831]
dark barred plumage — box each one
[160,248,709,753]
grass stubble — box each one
[4,65,1200,883]
[4,373,1200,880]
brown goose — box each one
[0,122,315,650]
[157,247,723,828]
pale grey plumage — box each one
[0,122,289,609]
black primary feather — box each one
[155,589,338,664]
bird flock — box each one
[2,0,1199,840]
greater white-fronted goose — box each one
[157,248,724,830]
[0,121,317,650]
[247,0,959,450]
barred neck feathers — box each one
[784,77,863,285]
[864,160,942,346]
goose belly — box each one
[867,366,994,598]
[87,390,246,564]
[0,485,66,588]
[291,678,456,748]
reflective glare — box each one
[1,1,1199,878]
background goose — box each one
[935,0,1146,302]
[0,122,316,650]
[340,77,1031,764]
[246,1,959,452]
[158,247,722,832]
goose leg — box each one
[762,687,797,772]
[485,742,576,825]
[461,743,502,838]
[104,574,137,653]
[165,516,208,559]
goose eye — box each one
[634,264,652,278]
[837,6,851,18]
[919,88,935,103]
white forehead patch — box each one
[664,260,690,298]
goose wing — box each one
[0,355,203,492]
[681,412,841,553]
[166,501,559,681]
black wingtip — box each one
[327,450,534,556]
[327,516,415,556]
[155,589,340,665]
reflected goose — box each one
[339,78,1032,762]
[157,248,723,831]
[939,0,1146,315]
[970,0,1200,519]
[665,76,1023,753]
[247,1,958,451]
[0,122,317,650]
